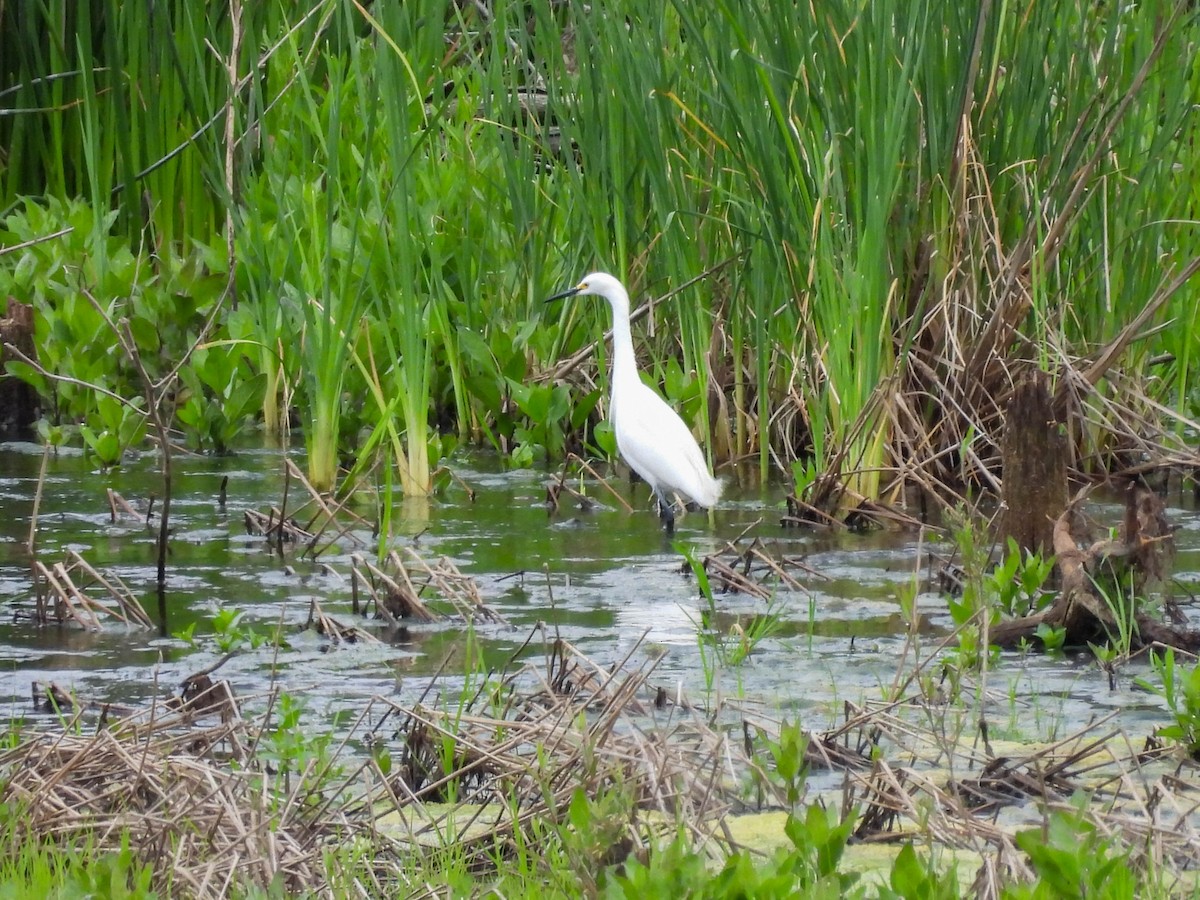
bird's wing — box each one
[613,382,721,507]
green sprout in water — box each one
[175,608,279,656]
[1137,649,1200,759]
[679,543,783,706]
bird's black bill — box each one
[545,286,582,304]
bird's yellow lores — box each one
[548,272,722,532]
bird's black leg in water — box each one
[655,489,676,534]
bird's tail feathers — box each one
[696,474,723,509]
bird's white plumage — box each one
[553,272,722,522]
[612,379,722,507]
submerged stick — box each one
[112,315,172,598]
[566,453,634,513]
[28,442,50,621]
[279,459,369,557]
[277,459,291,557]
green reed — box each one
[571,0,1200,498]
[355,0,470,496]
[4,0,1197,503]
[235,7,377,491]
[0,0,242,245]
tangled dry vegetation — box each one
[991,480,1200,653]
[6,624,1200,898]
[774,117,1200,526]
[5,697,329,897]
[3,634,742,898]
[872,234,1200,521]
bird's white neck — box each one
[606,293,642,405]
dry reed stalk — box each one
[349,549,506,626]
[348,553,394,623]
[703,556,772,600]
[354,556,440,624]
[548,453,635,513]
[699,532,822,598]
[28,551,153,631]
[34,561,95,630]
[66,549,155,628]
[306,597,381,644]
[242,507,313,544]
[390,547,508,625]
[105,488,141,521]
[282,459,372,556]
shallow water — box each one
[1,442,1197,744]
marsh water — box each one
[2,441,1198,744]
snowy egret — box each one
[547,272,722,533]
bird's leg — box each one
[654,488,676,534]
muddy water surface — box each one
[2,442,1198,744]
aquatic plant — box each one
[174,342,264,454]
[1139,649,1200,759]
[249,28,376,492]
[2,0,1197,514]
[988,539,1056,620]
[1009,802,1139,900]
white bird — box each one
[547,272,722,532]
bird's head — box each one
[546,272,629,312]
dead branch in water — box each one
[990,481,1200,653]
[306,596,382,644]
[545,453,635,515]
[243,459,375,556]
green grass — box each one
[0,818,158,899]
[2,0,1197,507]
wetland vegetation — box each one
[2,0,1200,896]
